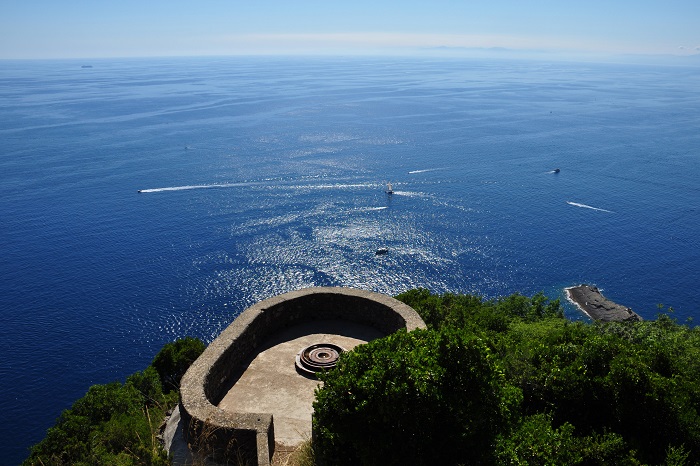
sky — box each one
[1,0,699,59]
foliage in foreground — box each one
[314,327,521,465]
[313,289,700,466]
[24,337,204,466]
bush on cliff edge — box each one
[23,337,204,466]
[313,289,700,465]
[314,327,521,465]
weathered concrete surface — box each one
[218,320,382,447]
[177,286,426,466]
[162,406,198,466]
[566,284,642,322]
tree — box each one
[315,290,700,465]
[151,336,205,392]
[24,337,204,465]
[313,328,521,466]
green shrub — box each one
[151,336,205,392]
[127,366,165,406]
[313,328,521,466]
[496,413,644,466]
[24,337,204,465]
[496,413,583,465]
[71,382,143,424]
[315,290,700,465]
[396,289,563,333]
[503,317,700,464]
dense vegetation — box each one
[314,290,700,466]
[23,337,204,466]
[25,291,700,466]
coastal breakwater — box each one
[566,285,642,322]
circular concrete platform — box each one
[177,287,426,465]
[218,319,382,448]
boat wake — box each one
[391,190,432,198]
[138,180,377,194]
[409,168,443,174]
[358,206,388,212]
[312,183,376,190]
[138,182,254,193]
[566,201,614,213]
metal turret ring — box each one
[295,343,346,377]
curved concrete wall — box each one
[179,287,426,465]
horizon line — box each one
[2,47,700,63]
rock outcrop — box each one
[566,284,642,322]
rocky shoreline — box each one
[565,284,642,322]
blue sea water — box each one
[1,56,699,463]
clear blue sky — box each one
[1,0,699,59]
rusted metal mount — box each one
[295,343,345,377]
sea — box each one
[1,56,698,463]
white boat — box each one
[385,182,394,194]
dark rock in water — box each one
[566,284,642,322]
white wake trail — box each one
[138,182,256,193]
[138,180,378,194]
[566,201,614,213]
[408,168,443,174]
[357,206,388,212]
